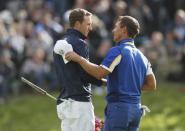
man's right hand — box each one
[65,51,82,63]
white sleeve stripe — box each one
[109,55,122,72]
[100,65,112,72]
[146,62,153,75]
[146,67,153,75]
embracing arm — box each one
[74,56,109,80]
[65,52,110,80]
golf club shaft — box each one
[21,77,57,101]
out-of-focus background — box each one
[0,0,185,131]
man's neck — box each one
[117,38,134,46]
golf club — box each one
[21,77,57,101]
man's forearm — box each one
[65,51,109,80]
[77,57,103,80]
[142,73,156,91]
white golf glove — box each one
[54,40,73,64]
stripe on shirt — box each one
[127,42,134,45]
[101,55,122,72]
[146,62,153,75]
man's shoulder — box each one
[54,39,70,50]
[107,46,121,55]
[66,35,86,45]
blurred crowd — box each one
[0,0,185,103]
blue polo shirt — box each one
[101,38,151,104]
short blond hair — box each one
[69,8,92,27]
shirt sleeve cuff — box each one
[100,65,112,72]
[146,67,153,75]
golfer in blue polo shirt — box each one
[65,16,156,131]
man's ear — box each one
[74,21,81,28]
[122,26,129,37]
[122,26,127,34]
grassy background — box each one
[0,81,185,131]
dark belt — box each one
[57,99,64,105]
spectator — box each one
[0,49,15,104]
[113,0,128,18]
[143,31,167,75]
[173,9,185,46]
[21,48,50,88]
[129,0,153,34]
